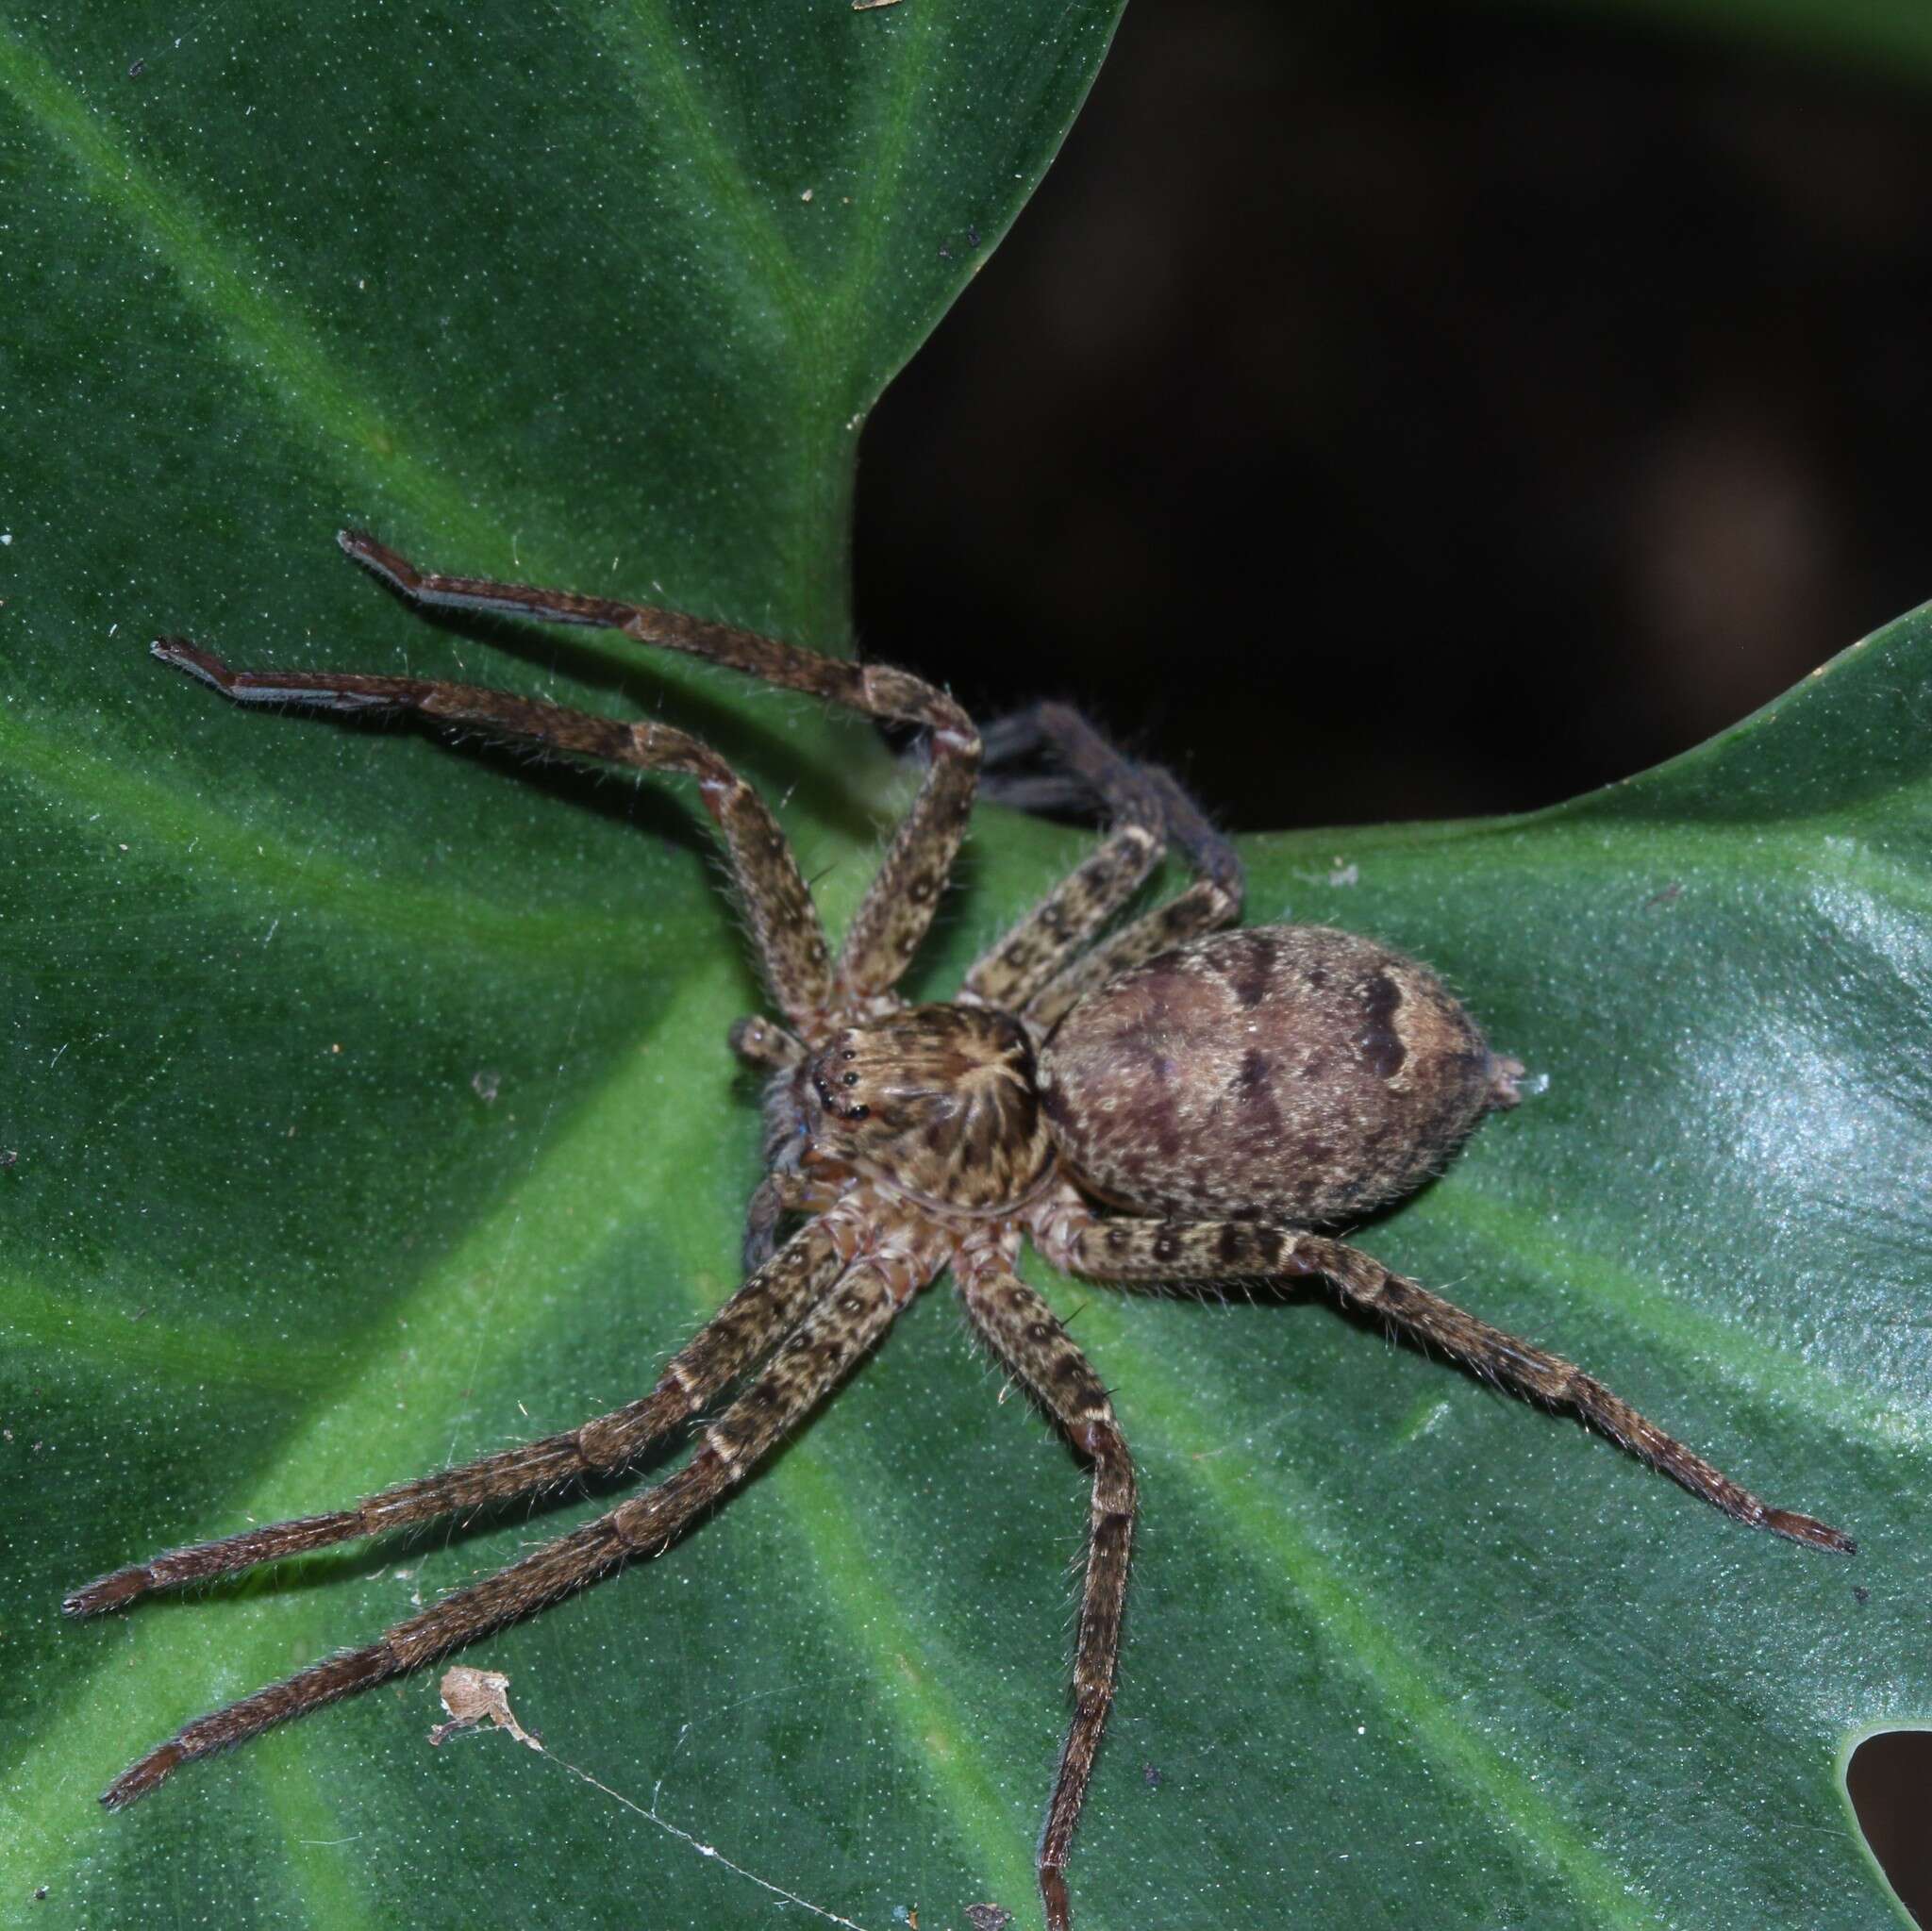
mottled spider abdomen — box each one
[1038,924,1518,1226]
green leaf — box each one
[0,8,1921,1931]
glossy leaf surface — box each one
[1,7,1924,1930]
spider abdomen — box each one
[1038,925,1513,1226]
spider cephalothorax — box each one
[801,1004,1053,1211]
[71,530,1852,1931]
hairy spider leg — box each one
[66,1220,847,1618]
[957,1257,1136,1931]
[961,824,1163,1011]
[974,703,1244,1028]
[335,529,981,1007]
[743,1178,799,1275]
[730,1012,810,1262]
[980,701,1239,901]
[151,638,835,1027]
[1024,811,1241,1026]
[94,1241,931,1809]
[1035,1201,1854,1554]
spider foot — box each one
[62,1564,153,1618]
[1766,1507,1856,1556]
[1039,1866,1072,1931]
[151,638,399,713]
[101,1743,184,1810]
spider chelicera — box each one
[69,529,1853,1929]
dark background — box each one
[858,0,1932,832]
[854,0,1931,1912]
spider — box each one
[68,528,1854,1930]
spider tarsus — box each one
[1039,1867,1072,1931]
[63,1566,151,1618]
[1767,1507,1856,1556]
[153,634,401,714]
[337,526,408,586]
[101,1742,182,1810]
[151,636,232,686]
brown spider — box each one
[68,529,1853,1929]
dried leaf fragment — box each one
[428,1666,541,1751]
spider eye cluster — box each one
[816,1048,871,1120]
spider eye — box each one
[846,1103,870,1121]
[842,1072,859,1087]
[841,1049,856,1061]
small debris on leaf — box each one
[471,1069,502,1103]
[429,1666,541,1751]
[965,1906,1012,1931]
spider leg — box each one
[741,1168,841,1272]
[743,1173,794,1273]
[979,703,1224,883]
[1025,878,1236,1029]
[957,1256,1135,1931]
[95,1243,924,1808]
[66,1218,845,1618]
[960,824,1162,1012]
[152,637,835,1026]
[974,704,1242,1028]
[1035,1200,1854,1555]
[335,529,981,1006]
[730,1018,816,1270]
